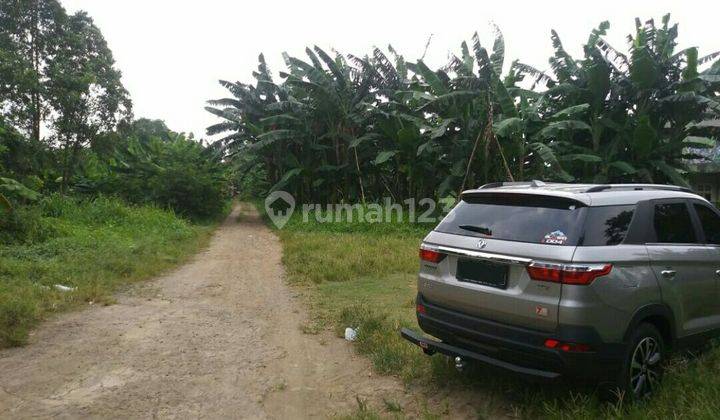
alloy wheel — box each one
[629,336,662,398]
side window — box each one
[582,205,636,246]
[653,203,696,244]
[694,203,720,245]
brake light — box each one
[527,262,612,285]
[416,303,426,314]
[544,338,591,352]
[419,247,446,263]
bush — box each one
[40,192,79,218]
[87,136,228,221]
[148,159,227,221]
[0,205,54,245]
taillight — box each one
[544,338,591,352]
[419,246,446,263]
[416,303,426,314]
[527,262,612,285]
[526,264,562,283]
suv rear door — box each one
[645,199,718,336]
[420,193,585,332]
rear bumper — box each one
[401,328,560,378]
[408,294,627,380]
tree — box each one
[207,49,378,203]
[45,11,132,191]
[1,3,132,191]
[0,0,65,141]
[119,118,175,143]
[82,125,228,221]
[207,16,720,203]
[514,15,720,185]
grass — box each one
[260,203,720,419]
[0,195,220,347]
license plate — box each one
[456,258,508,289]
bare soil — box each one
[0,205,415,418]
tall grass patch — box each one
[0,195,215,347]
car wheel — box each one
[618,323,665,400]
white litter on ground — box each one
[344,327,358,341]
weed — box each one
[338,397,381,420]
[383,398,403,413]
[0,296,37,346]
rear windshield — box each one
[435,194,636,246]
[435,194,586,246]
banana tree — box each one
[205,16,719,204]
[515,15,720,185]
[278,46,377,202]
[0,176,41,212]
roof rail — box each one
[478,180,547,189]
[478,182,506,189]
[585,184,694,193]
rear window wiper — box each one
[458,224,492,236]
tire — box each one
[616,323,666,400]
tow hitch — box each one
[454,356,466,372]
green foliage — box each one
[0,176,40,202]
[516,14,720,184]
[0,0,64,140]
[85,133,229,221]
[0,192,10,212]
[0,118,54,180]
[0,0,132,192]
[0,195,213,347]
[207,40,520,202]
[1,2,222,220]
[2,112,228,222]
[209,15,720,202]
[47,11,132,190]
[0,204,53,244]
[0,122,43,216]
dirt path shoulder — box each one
[0,204,409,419]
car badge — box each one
[477,239,487,249]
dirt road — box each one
[0,205,409,418]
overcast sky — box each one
[62,0,720,141]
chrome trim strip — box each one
[528,261,610,271]
[435,245,532,265]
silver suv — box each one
[401,182,720,398]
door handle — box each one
[715,269,720,277]
[661,269,676,280]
